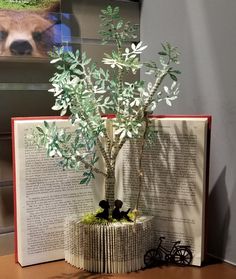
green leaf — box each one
[170,74,177,81]
[52,104,62,110]
[158,51,167,56]
[44,121,49,129]
[66,134,72,142]
[117,20,123,29]
[60,108,67,116]
[113,6,120,15]
[80,177,88,185]
[101,9,107,15]
[107,5,112,15]
[50,58,62,64]
[73,69,84,76]
[161,43,167,51]
[166,98,172,106]
[92,156,99,164]
[36,126,44,134]
[171,70,181,74]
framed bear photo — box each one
[0,0,62,59]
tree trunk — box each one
[105,169,115,203]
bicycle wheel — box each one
[144,249,162,267]
[173,248,193,265]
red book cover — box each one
[12,116,68,264]
[12,114,211,266]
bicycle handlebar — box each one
[159,237,181,245]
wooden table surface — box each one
[1,254,236,279]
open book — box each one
[12,115,211,267]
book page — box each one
[13,119,102,266]
[116,117,208,266]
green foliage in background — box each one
[0,0,59,10]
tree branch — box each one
[112,136,126,161]
[76,101,112,171]
[135,116,149,219]
[144,71,168,113]
[76,155,107,177]
[85,66,114,155]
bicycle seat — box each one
[172,240,181,244]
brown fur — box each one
[0,8,58,57]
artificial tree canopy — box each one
[34,5,181,201]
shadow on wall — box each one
[207,167,230,260]
[122,120,205,248]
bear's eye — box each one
[0,30,8,41]
[32,31,42,42]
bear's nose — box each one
[10,40,33,55]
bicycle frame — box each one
[144,236,193,267]
[156,237,180,258]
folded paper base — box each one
[64,215,154,273]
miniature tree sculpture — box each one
[35,6,180,207]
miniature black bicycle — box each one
[144,236,193,267]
